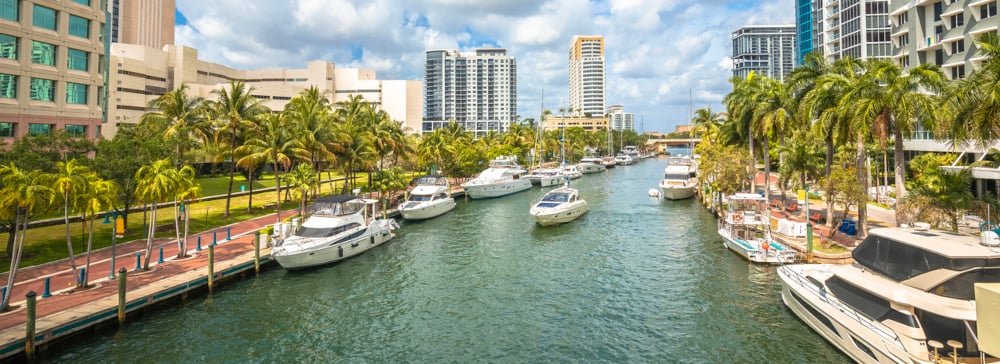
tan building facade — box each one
[568,35,606,118]
[112,0,174,49]
[0,0,107,142]
[541,115,608,132]
[106,44,423,137]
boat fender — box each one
[760,241,770,251]
[338,246,343,257]
[371,235,376,245]
[733,214,744,223]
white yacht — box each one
[577,156,606,174]
[461,156,532,199]
[529,184,589,226]
[601,156,617,169]
[560,164,583,180]
[623,146,641,162]
[717,193,797,264]
[613,153,636,165]
[779,227,1000,364]
[272,195,398,269]
[524,168,564,187]
[658,156,698,200]
[399,175,455,221]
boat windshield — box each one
[929,267,1000,300]
[296,222,361,238]
[542,193,570,203]
[311,201,363,216]
[408,194,432,202]
[663,173,690,180]
[413,176,447,186]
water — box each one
[44,157,848,363]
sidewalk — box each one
[0,209,298,359]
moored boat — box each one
[272,195,399,269]
[560,164,583,179]
[399,175,456,221]
[658,155,698,200]
[577,156,606,174]
[461,156,533,199]
[524,167,564,187]
[717,193,796,264]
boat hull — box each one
[577,163,605,174]
[660,185,696,200]
[718,227,796,264]
[273,220,397,269]
[530,202,589,226]
[400,198,456,220]
[528,175,563,187]
[463,179,532,199]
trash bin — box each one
[839,220,857,235]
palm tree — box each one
[134,158,183,269]
[284,163,320,216]
[691,107,723,144]
[944,33,1000,154]
[174,166,200,257]
[0,164,53,310]
[287,86,334,173]
[237,111,306,224]
[79,175,118,288]
[371,167,409,217]
[898,167,975,231]
[52,159,90,283]
[209,80,269,217]
[140,84,208,165]
[777,133,824,217]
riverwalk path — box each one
[0,209,299,361]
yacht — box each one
[560,164,583,180]
[658,156,698,200]
[399,175,455,221]
[601,156,617,169]
[272,195,399,269]
[577,156,607,174]
[461,156,532,199]
[717,193,797,264]
[623,146,641,162]
[529,183,589,226]
[614,153,636,166]
[778,227,1000,363]
[524,167,564,187]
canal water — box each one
[44,153,848,363]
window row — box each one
[2,1,93,38]
[0,122,90,138]
[0,34,91,71]
[0,74,88,103]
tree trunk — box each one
[856,132,868,238]
[825,134,835,229]
[748,135,756,195]
[893,126,906,203]
[182,206,190,258]
[763,136,771,202]
[274,162,282,225]
[63,192,78,283]
[1,212,24,310]
[247,168,254,213]
[143,206,157,269]
[224,130,237,217]
[173,199,182,257]
[83,215,95,288]
[4,219,14,258]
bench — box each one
[785,202,799,212]
[769,199,782,210]
[262,202,278,210]
[809,212,823,223]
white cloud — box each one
[175,0,795,132]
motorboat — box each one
[524,168,564,187]
[623,146,641,162]
[613,153,635,165]
[529,183,589,226]
[577,156,606,174]
[272,195,399,269]
[461,156,532,199]
[717,193,797,264]
[399,175,455,221]
[560,164,583,180]
[778,227,1000,363]
[601,156,617,169]
[658,155,698,200]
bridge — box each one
[645,138,700,152]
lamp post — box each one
[108,209,119,280]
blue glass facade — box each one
[795,0,814,65]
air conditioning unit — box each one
[913,222,931,231]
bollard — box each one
[117,268,126,325]
[134,253,141,271]
[226,227,231,241]
[25,291,36,361]
[196,235,202,251]
[78,268,86,287]
[157,247,164,264]
[254,231,260,273]
[212,230,218,246]
[207,245,215,292]
[41,277,51,298]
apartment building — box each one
[541,115,608,132]
[818,0,891,61]
[607,104,634,131]
[891,0,1000,80]
[568,35,605,117]
[110,0,173,48]
[423,48,517,136]
[731,25,797,80]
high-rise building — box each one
[568,35,605,117]
[795,0,819,64]
[607,105,634,131]
[0,0,107,141]
[423,48,517,136]
[819,0,890,61]
[107,44,422,137]
[891,0,1000,80]
[110,0,175,48]
[731,25,797,80]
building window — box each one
[0,122,13,137]
[983,2,998,19]
[65,124,85,136]
[32,4,56,31]
[68,15,89,38]
[67,48,87,71]
[951,40,965,54]
[0,33,15,59]
[0,73,14,98]
[29,78,54,101]
[0,0,17,21]
[952,65,966,79]
[31,41,54,66]
[72,0,90,6]
[28,123,51,136]
[66,82,86,104]
[951,13,964,28]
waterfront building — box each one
[107,44,422,138]
[568,35,606,118]
[110,0,174,49]
[607,105,634,131]
[795,0,819,65]
[541,115,608,132]
[731,25,797,80]
[818,0,891,61]
[890,0,1000,80]
[422,48,517,137]
[0,0,107,141]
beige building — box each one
[0,0,107,141]
[568,35,606,117]
[106,44,422,138]
[112,0,174,49]
[541,115,608,132]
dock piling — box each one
[226,227,231,241]
[157,247,164,264]
[208,245,215,292]
[117,268,126,325]
[196,235,202,251]
[212,230,217,246]
[25,291,36,361]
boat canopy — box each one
[311,195,363,216]
[410,175,449,187]
[852,229,1000,282]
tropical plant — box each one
[52,159,90,283]
[284,163,320,216]
[237,111,306,224]
[134,159,189,269]
[0,164,53,310]
[209,80,269,217]
[79,175,118,287]
[140,84,208,165]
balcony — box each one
[917,33,944,51]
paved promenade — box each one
[0,210,299,360]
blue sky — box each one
[174,0,794,133]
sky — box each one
[174,0,794,133]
